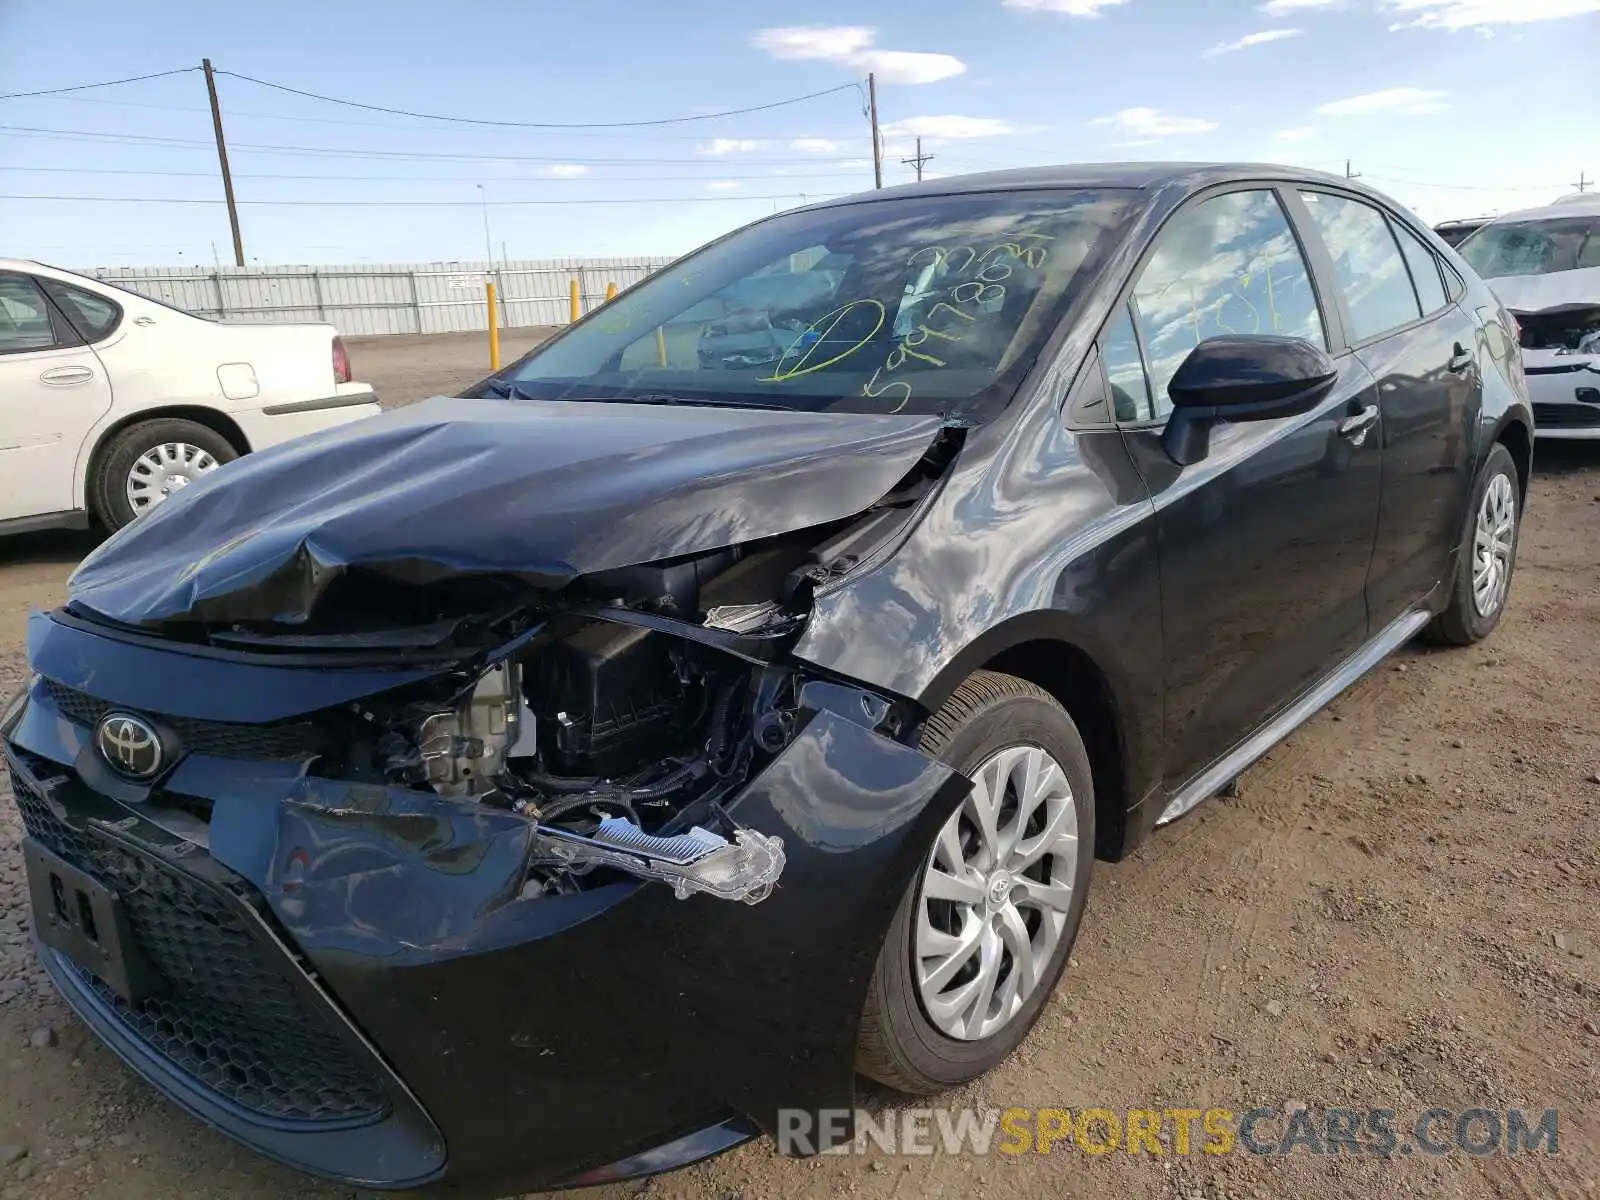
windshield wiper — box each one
[555,392,789,411]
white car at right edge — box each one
[1457,194,1600,440]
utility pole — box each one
[868,72,883,190]
[202,59,245,267]
[476,184,494,264]
[1574,171,1592,194]
[1344,159,1361,180]
[902,137,935,182]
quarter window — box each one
[1299,191,1422,342]
[1101,303,1155,422]
[0,275,58,354]
[43,280,121,341]
[1391,223,1448,316]
[1129,189,1325,417]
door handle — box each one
[1447,343,1474,374]
[1338,403,1379,443]
[39,365,95,386]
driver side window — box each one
[1129,190,1325,418]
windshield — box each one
[1458,215,1600,279]
[476,189,1137,420]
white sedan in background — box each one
[1,259,381,534]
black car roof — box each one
[802,161,1384,208]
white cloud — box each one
[1093,107,1219,137]
[790,137,843,153]
[857,49,968,84]
[706,180,743,191]
[1002,0,1129,14]
[1315,87,1449,115]
[751,25,875,58]
[1273,125,1321,141]
[545,164,590,178]
[1205,28,1304,54]
[1383,0,1600,30]
[697,138,772,156]
[1260,0,1339,13]
[880,115,1019,139]
[751,26,965,85]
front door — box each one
[1293,190,1482,626]
[0,272,113,522]
[1100,186,1384,792]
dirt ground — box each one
[0,332,1596,1200]
[347,328,556,406]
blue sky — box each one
[2,0,1595,266]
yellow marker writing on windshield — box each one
[761,299,886,382]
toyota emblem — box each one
[96,713,164,780]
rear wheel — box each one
[856,670,1095,1094]
[1425,443,1520,646]
[90,418,237,531]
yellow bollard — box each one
[569,278,581,323]
[655,326,668,367]
[605,282,618,303]
[486,280,501,370]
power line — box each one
[1364,175,1571,192]
[0,165,861,182]
[0,68,200,101]
[25,95,872,142]
[0,123,868,165]
[0,191,852,207]
[216,70,863,130]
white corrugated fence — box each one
[74,258,676,336]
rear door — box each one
[1100,186,1384,793]
[0,273,114,522]
[1293,190,1480,627]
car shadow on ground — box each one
[1534,440,1600,474]
[0,528,103,568]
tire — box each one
[1424,443,1520,646]
[857,670,1096,1095]
[90,418,238,532]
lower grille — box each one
[41,679,324,761]
[6,748,389,1125]
[1533,403,1600,429]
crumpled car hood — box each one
[69,395,943,627]
[1488,265,1600,315]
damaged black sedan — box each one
[2,164,1532,1194]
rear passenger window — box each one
[1101,303,1154,422]
[0,275,58,353]
[1299,191,1422,342]
[1130,189,1325,416]
[1392,224,1448,315]
[43,281,121,341]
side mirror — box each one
[1161,335,1338,466]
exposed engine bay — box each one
[1514,304,1600,353]
[261,441,955,907]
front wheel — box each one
[856,670,1095,1095]
[1425,442,1520,646]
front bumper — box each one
[2,612,964,1195]
[1523,352,1600,439]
